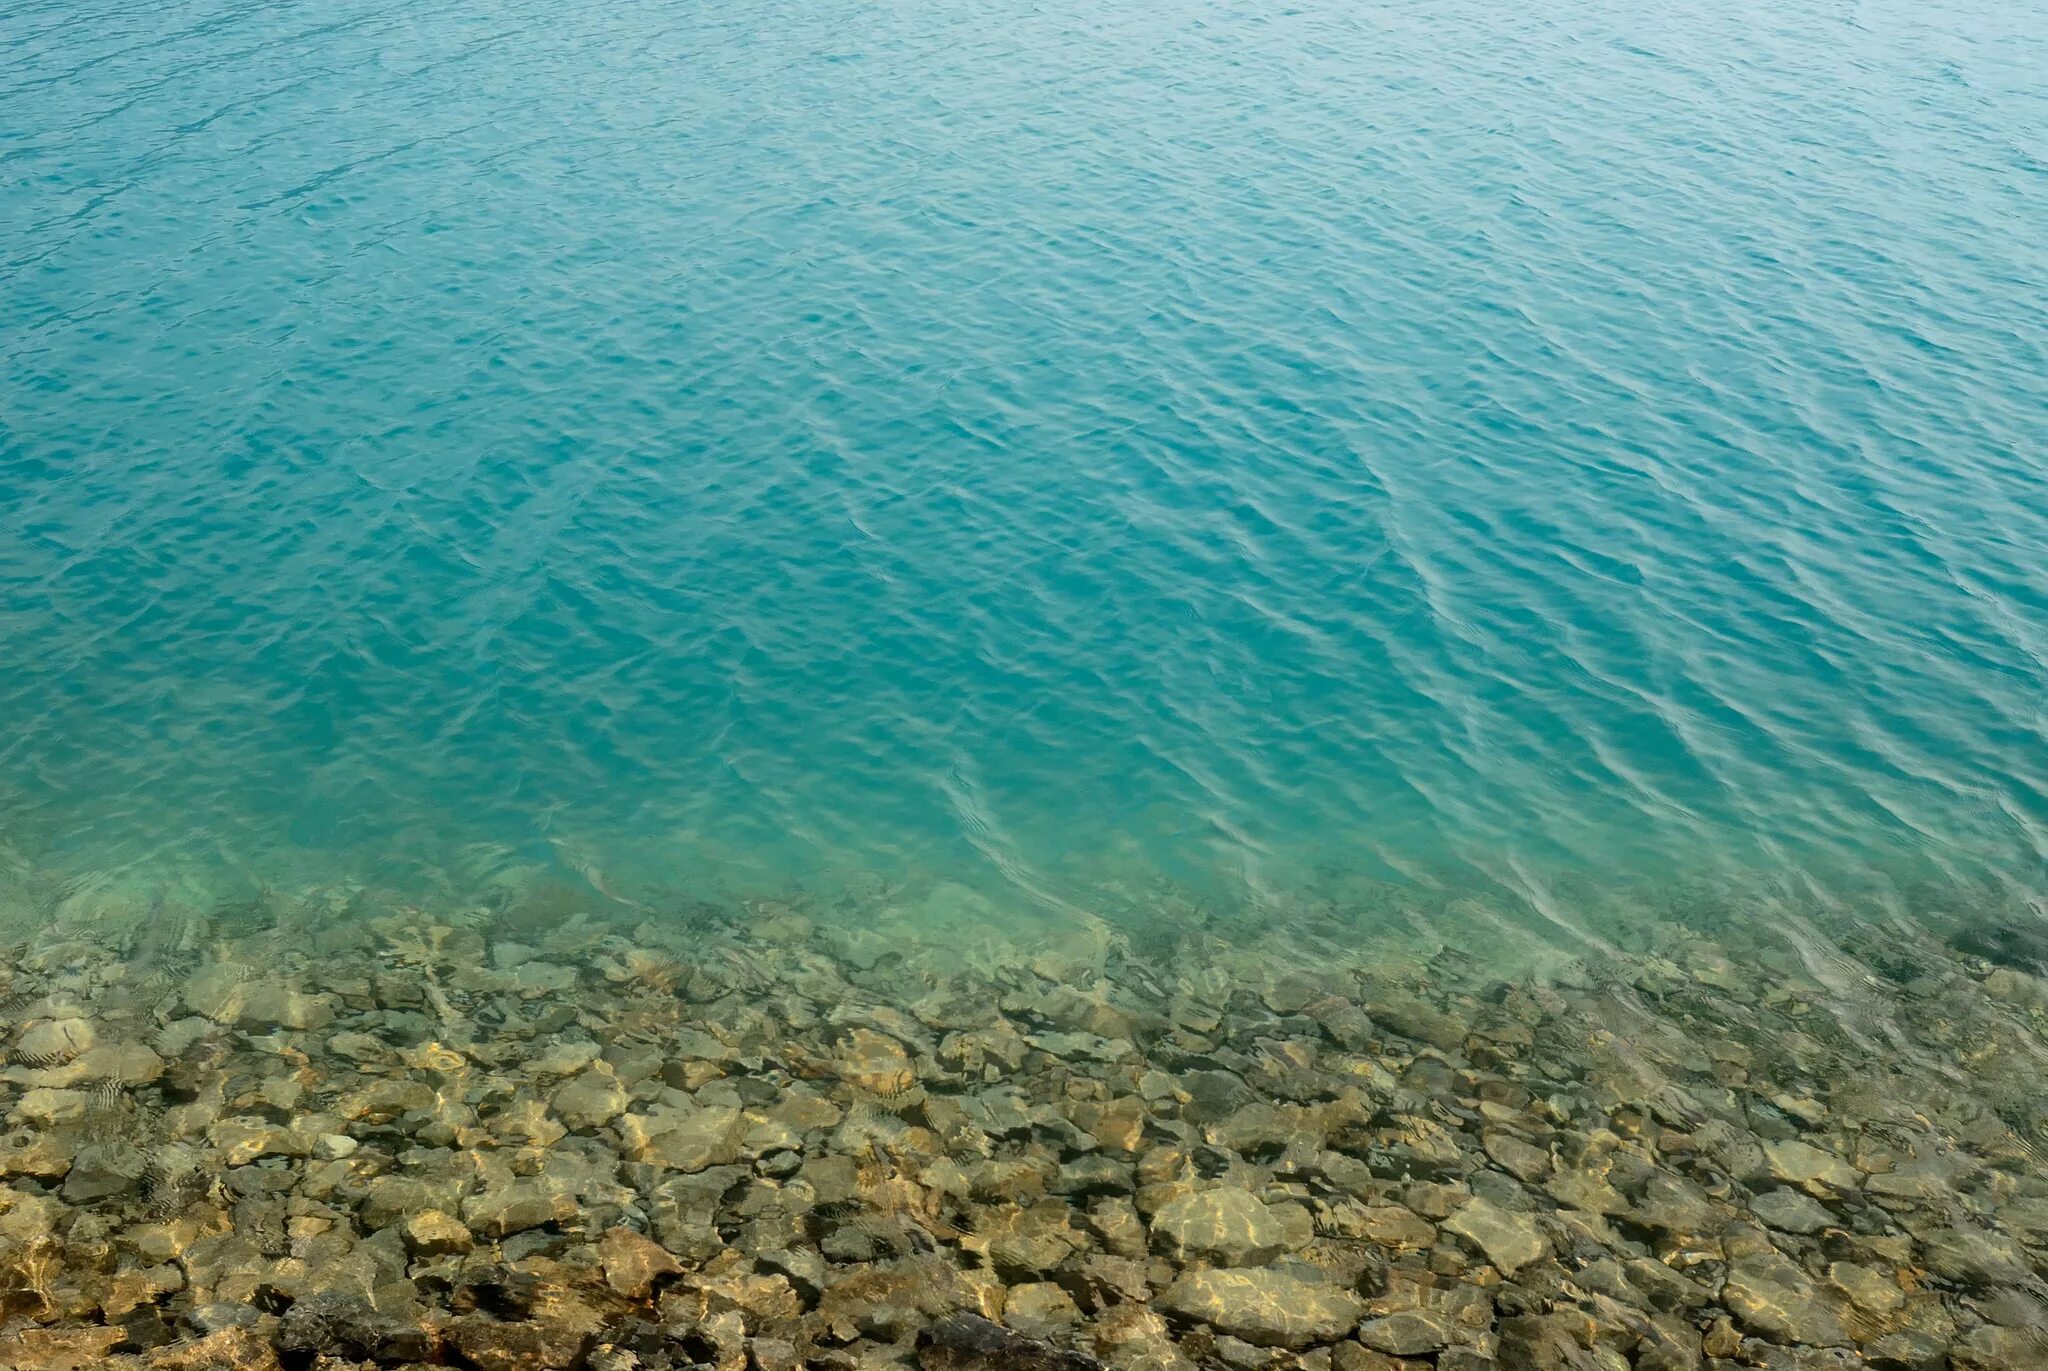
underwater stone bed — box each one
[1,891,2047,1370]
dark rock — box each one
[916,1313,1104,1371]
[1356,1309,1454,1356]
[451,1265,543,1319]
[445,1313,596,1371]
[1179,1070,1259,1124]
[1951,1325,2048,1371]
[114,1308,178,1354]
[1864,1329,1950,1371]
[1750,1188,1835,1235]
[275,1288,434,1363]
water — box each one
[4,0,2047,948]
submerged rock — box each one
[1161,1268,1365,1348]
[1149,1187,1292,1267]
[917,1312,1104,1370]
[1442,1197,1551,1277]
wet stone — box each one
[916,1312,1105,1371]
[1751,1188,1836,1235]
[401,1208,473,1257]
[1722,1252,1849,1347]
[1177,1070,1259,1124]
[1161,1268,1366,1349]
[1761,1138,1861,1192]
[462,1177,577,1238]
[275,1288,434,1363]
[1005,1281,1083,1337]
[1482,1130,1551,1183]
[1442,1196,1552,1277]
[1355,1309,1454,1356]
[600,1225,684,1299]
[1150,1187,1293,1267]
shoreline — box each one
[2,888,2047,1369]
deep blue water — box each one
[3,0,2046,941]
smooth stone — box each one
[1750,1188,1835,1235]
[275,1288,433,1363]
[598,1226,681,1299]
[313,1134,359,1160]
[15,1018,95,1062]
[1443,1197,1552,1277]
[551,1068,629,1131]
[1356,1309,1454,1356]
[402,1209,474,1257]
[462,1178,576,1238]
[1004,1281,1083,1337]
[1161,1268,1365,1349]
[1761,1139,1861,1191]
[916,1312,1104,1371]
[833,1028,915,1094]
[1721,1252,1849,1347]
[1150,1187,1292,1267]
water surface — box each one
[3,0,2046,946]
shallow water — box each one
[3,0,2047,946]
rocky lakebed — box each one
[4,878,2048,1371]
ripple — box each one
[1,0,2046,938]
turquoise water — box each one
[3,0,2046,940]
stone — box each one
[185,965,336,1030]
[627,1103,743,1172]
[361,1175,461,1230]
[462,1178,577,1238]
[0,1326,125,1371]
[60,1141,145,1202]
[1178,1070,1259,1124]
[1443,1197,1552,1276]
[15,1017,94,1062]
[1355,1205,1436,1250]
[275,1288,434,1363]
[1004,1281,1083,1337]
[1751,1188,1835,1235]
[985,1200,1090,1276]
[99,1263,184,1318]
[1161,1268,1366,1349]
[552,1067,629,1130]
[12,1087,88,1126]
[402,1209,474,1257]
[0,1129,74,1178]
[1483,1130,1551,1182]
[1825,1261,1903,1316]
[1356,1309,1453,1356]
[444,1312,597,1371]
[1864,1328,1953,1371]
[1332,1346,1420,1371]
[1761,1139,1860,1191]
[1366,992,1466,1051]
[209,1116,313,1165]
[599,1225,682,1299]
[530,1039,605,1077]
[1952,1325,2048,1371]
[1917,1225,2033,1286]
[917,1312,1104,1370]
[146,1325,283,1371]
[835,1028,916,1094]
[1722,1252,1849,1347]
[1150,1187,1292,1266]
[60,1040,164,1086]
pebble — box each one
[0,886,2037,1371]
[1149,1186,1292,1266]
[1163,1267,1367,1348]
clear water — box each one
[3,0,2046,944]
